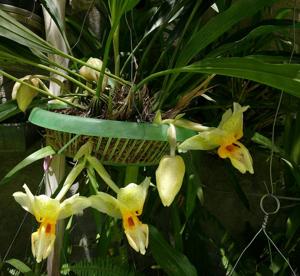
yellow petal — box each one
[90,192,122,218]
[124,221,149,255]
[117,177,150,215]
[12,76,39,112]
[155,155,185,207]
[218,142,254,174]
[178,128,226,152]
[58,194,91,219]
[32,195,61,222]
[218,102,249,140]
[13,184,35,215]
[173,118,210,132]
[31,222,56,263]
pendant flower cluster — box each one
[12,102,253,263]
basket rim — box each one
[29,107,197,142]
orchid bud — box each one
[155,155,185,207]
[79,57,108,91]
[12,75,39,112]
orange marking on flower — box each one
[45,223,52,234]
[128,216,135,227]
[226,144,235,152]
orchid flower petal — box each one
[218,102,249,140]
[32,195,61,222]
[58,194,91,219]
[31,222,56,263]
[179,128,226,151]
[218,142,253,174]
[13,184,35,215]
[90,192,122,218]
[117,177,150,215]
[125,223,149,255]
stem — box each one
[95,21,117,96]
[87,155,120,194]
[133,67,190,94]
[55,162,85,201]
[167,124,177,157]
[37,63,97,96]
[124,166,139,185]
[53,48,131,87]
[0,69,86,109]
[113,25,120,77]
[162,1,201,93]
[3,52,97,96]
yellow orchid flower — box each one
[13,184,90,263]
[179,103,253,174]
[90,177,150,255]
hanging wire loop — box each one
[260,194,280,216]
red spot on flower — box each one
[45,223,52,234]
[128,217,135,227]
[226,145,235,152]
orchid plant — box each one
[1,0,300,275]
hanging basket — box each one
[29,107,196,166]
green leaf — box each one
[139,56,300,99]
[0,101,19,123]
[5,259,32,274]
[208,22,300,57]
[0,146,56,186]
[0,9,54,53]
[251,132,282,153]
[40,0,71,52]
[123,0,140,12]
[40,0,66,38]
[149,225,197,276]
[176,0,278,66]
[185,57,300,98]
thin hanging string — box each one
[228,2,297,275]
[269,0,296,195]
[2,175,45,262]
[71,0,96,50]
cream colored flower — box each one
[156,155,185,207]
[79,57,108,91]
[90,178,150,254]
[12,75,40,112]
[13,184,90,262]
[179,103,253,174]
[155,124,186,207]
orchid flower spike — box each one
[156,124,185,206]
[13,184,90,263]
[179,102,253,174]
[90,177,150,255]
